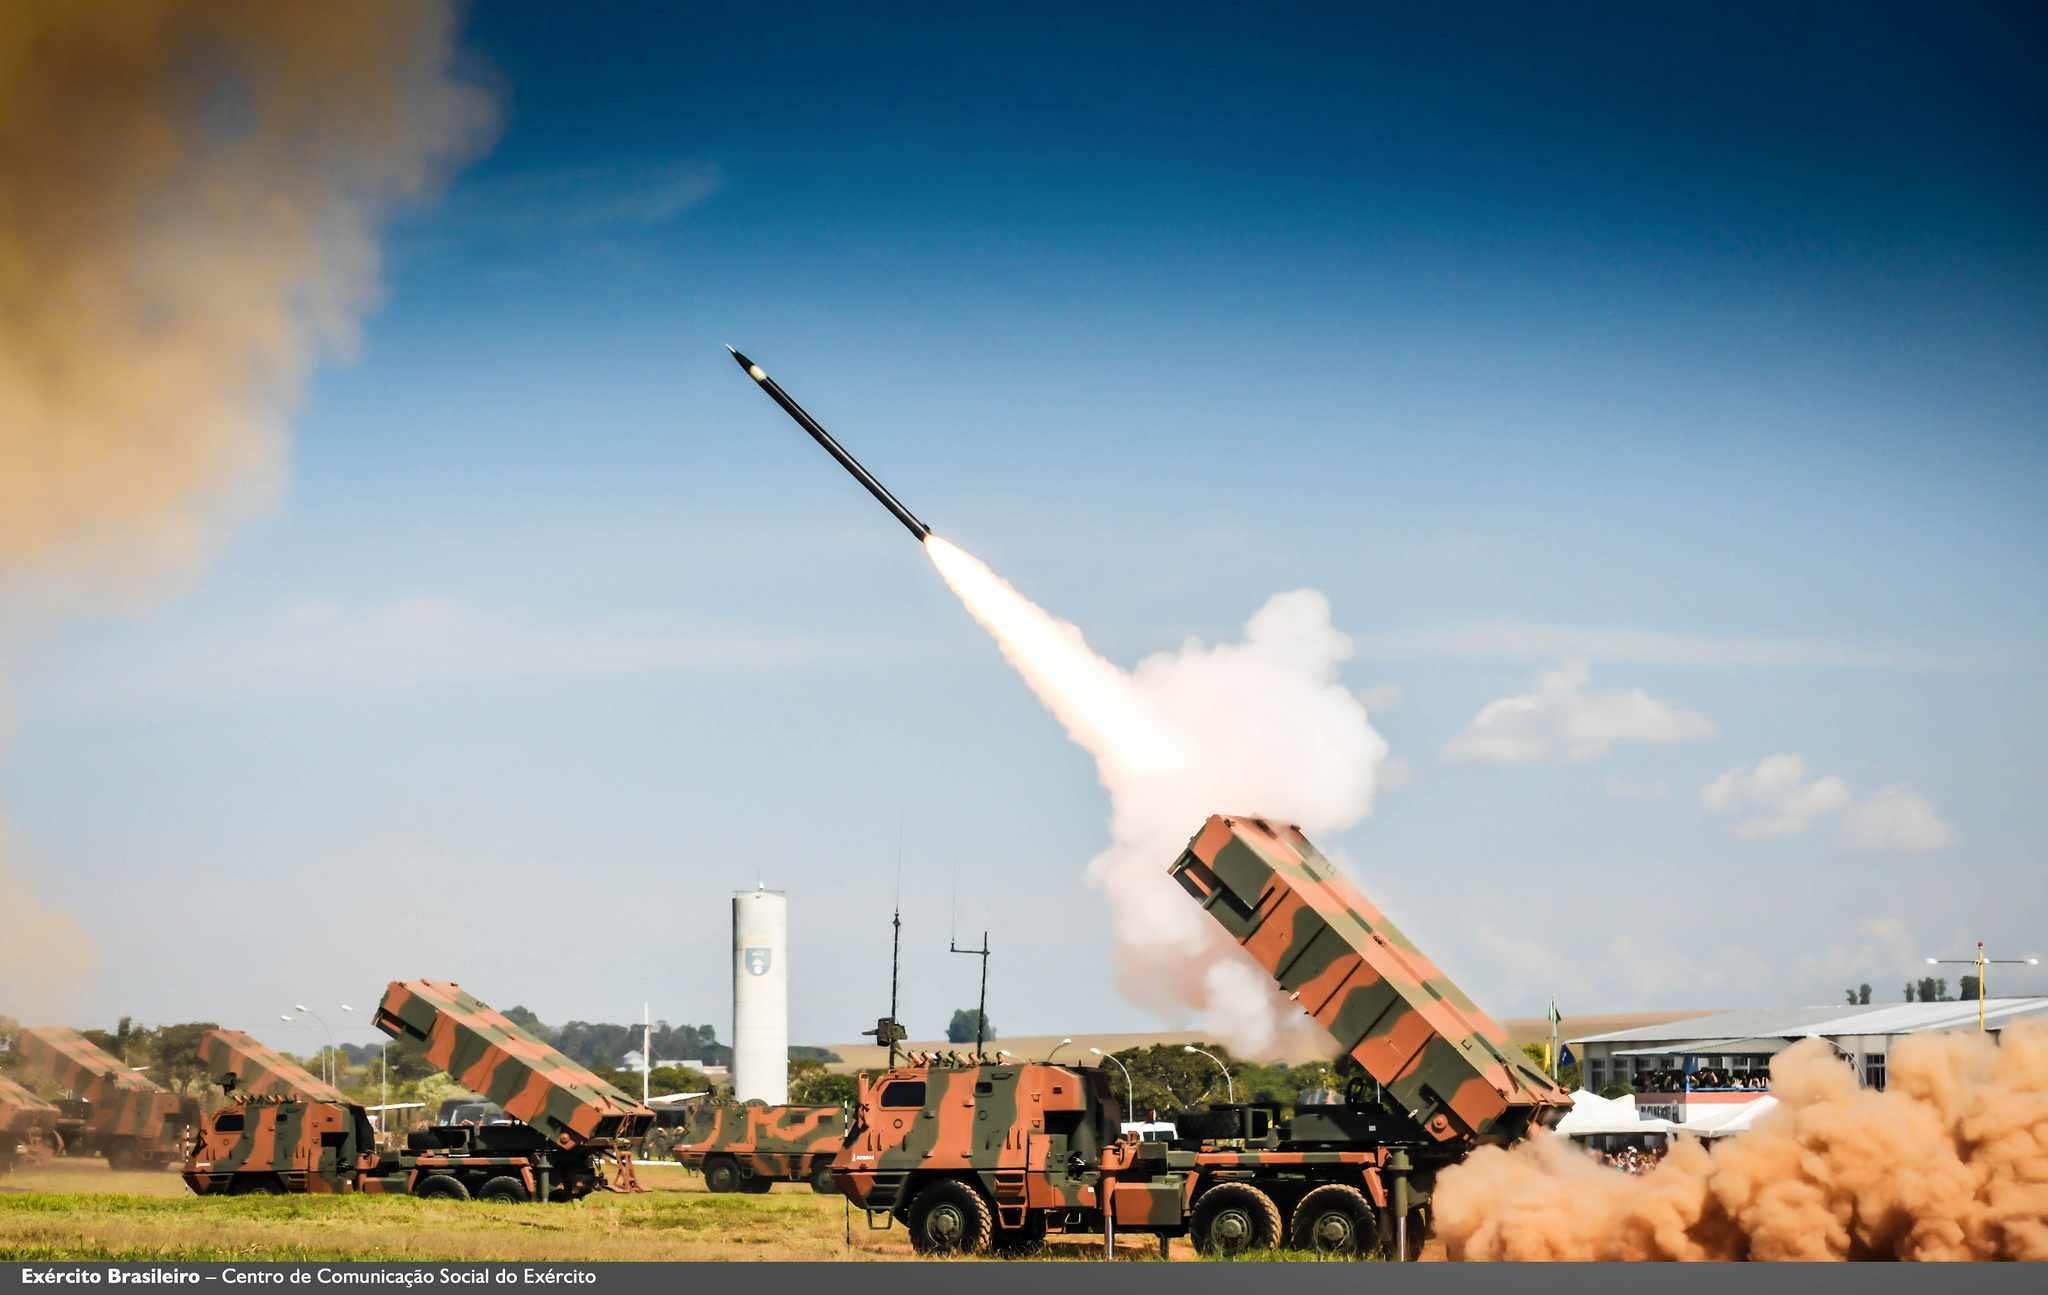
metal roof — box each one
[1567,997,2048,1047]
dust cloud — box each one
[925,537,1387,1059]
[0,1,492,1012]
[1435,1021,2048,1261]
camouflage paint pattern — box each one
[199,1029,347,1102]
[674,1103,845,1181]
[373,980,654,1151]
[16,1026,193,1163]
[183,1098,366,1195]
[1170,815,1570,1143]
[0,1074,59,1171]
[834,1062,1158,1232]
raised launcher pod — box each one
[1170,814,1570,1144]
[199,1029,347,1102]
[373,980,655,1151]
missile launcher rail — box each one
[1169,814,1570,1144]
[200,1028,347,1102]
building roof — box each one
[1567,997,2048,1047]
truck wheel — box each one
[230,1175,284,1196]
[703,1159,740,1194]
[908,1179,993,1255]
[1289,1184,1374,1256]
[1191,1183,1281,1256]
[105,1141,140,1173]
[479,1176,531,1204]
[809,1161,839,1195]
[739,1173,773,1194]
[416,1174,471,1200]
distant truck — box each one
[183,979,654,1201]
[0,1074,59,1174]
[673,1102,846,1194]
[15,1027,198,1171]
[199,1029,347,1102]
[827,815,1570,1258]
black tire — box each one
[907,1178,993,1255]
[703,1158,740,1194]
[1289,1184,1375,1257]
[990,1209,1048,1258]
[105,1141,140,1173]
[416,1174,471,1201]
[1191,1182,1282,1257]
[809,1160,838,1195]
[230,1175,284,1196]
[478,1175,531,1204]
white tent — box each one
[1681,1095,1777,1138]
[1554,1089,1675,1137]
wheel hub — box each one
[1313,1212,1354,1250]
[1213,1209,1251,1250]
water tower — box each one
[731,885,788,1104]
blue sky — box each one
[5,2,2044,1059]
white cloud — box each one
[1353,623,1993,669]
[1357,683,1406,715]
[1605,777,1669,802]
[1443,658,1717,762]
[1793,917,1923,992]
[1842,784,1957,852]
[1701,756,1953,852]
[1700,753,1851,838]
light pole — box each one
[291,1006,335,1086]
[341,1005,364,1103]
[1047,1038,1074,1063]
[1183,1045,1234,1104]
[1926,943,2040,1032]
[1090,1048,1134,1117]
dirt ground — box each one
[0,1158,1438,1262]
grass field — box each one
[2,1160,1434,1262]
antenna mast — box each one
[950,931,991,1055]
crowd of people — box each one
[1631,1066,1768,1092]
[1587,1143,1668,1174]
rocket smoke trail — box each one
[0,1,492,1014]
[734,350,1391,1056]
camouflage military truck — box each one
[184,978,656,1202]
[675,1101,846,1194]
[829,815,1571,1259]
[199,1029,348,1102]
[15,1027,197,1171]
[0,1074,59,1174]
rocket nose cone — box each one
[728,346,757,371]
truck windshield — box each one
[878,1082,926,1108]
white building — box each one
[1569,997,2048,1125]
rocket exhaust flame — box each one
[732,347,1388,1058]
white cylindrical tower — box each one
[732,885,788,1105]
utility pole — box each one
[643,1003,651,1105]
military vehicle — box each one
[828,815,1570,1258]
[0,1074,59,1173]
[15,1026,198,1171]
[199,1029,347,1102]
[183,979,656,1201]
[673,1101,846,1193]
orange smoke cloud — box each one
[0,0,492,605]
[1435,1020,2048,1260]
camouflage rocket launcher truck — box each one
[674,1101,847,1194]
[0,1074,59,1174]
[198,1029,348,1102]
[183,979,656,1201]
[829,815,1569,1258]
[15,1026,198,1171]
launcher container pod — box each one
[827,816,1568,1259]
[14,1026,197,1171]
[1169,814,1569,1144]
[673,1101,846,1194]
[183,979,657,1201]
[199,1029,347,1102]
[0,1074,59,1173]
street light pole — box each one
[1183,1045,1234,1104]
[1926,943,2041,1032]
[1047,1038,1073,1063]
[292,1006,335,1085]
[1090,1048,1134,1118]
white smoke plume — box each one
[926,537,1387,1058]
